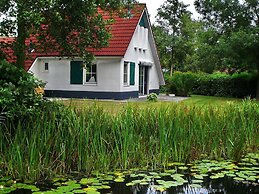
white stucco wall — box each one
[122,24,160,93]
[30,57,122,92]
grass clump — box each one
[0,99,258,181]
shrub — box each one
[193,72,257,98]
[147,93,158,102]
[165,71,257,98]
[0,60,45,118]
[166,71,198,97]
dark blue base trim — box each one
[149,89,160,95]
[44,90,139,100]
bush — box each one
[165,71,257,98]
[0,60,45,118]
[147,93,158,102]
[165,71,198,96]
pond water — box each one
[1,153,258,194]
[7,175,259,194]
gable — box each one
[124,9,165,85]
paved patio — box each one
[47,94,189,102]
[128,94,188,102]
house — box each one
[1,4,165,100]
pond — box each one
[1,153,258,194]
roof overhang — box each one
[139,61,153,67]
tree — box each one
[156,0,191,75]
[0,0,135,68]
[194,0,259,99]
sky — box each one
[138,0,200,24]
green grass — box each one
[183,95,245,105]
[0,98,258,181]
[60,95,255,114]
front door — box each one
[139,66,149,96]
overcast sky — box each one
[138,0,200,23]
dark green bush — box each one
[165,71,257,98]
[147,93,158,102]
[165,71,198,96]
[0,60,45,118]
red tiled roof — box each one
[0,4,145,71]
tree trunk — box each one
[170,64,174,76]
[256,63,259,101]
[170,47,174,76]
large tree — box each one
[0,0,135,68]
[156,0,191,75]
[194,0,259,99]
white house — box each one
[1,4,165,100]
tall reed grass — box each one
[0,100,258,180]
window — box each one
[44,62,49,71]
[85,63,97,84]
[124,62,128,85]
[124,61,135,86]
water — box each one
[110,179,258,194]
[8,175,258,194]
[3,153,259,194]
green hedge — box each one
[165,71,257,98]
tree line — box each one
[153,0,259,99]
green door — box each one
[70,61,83,84]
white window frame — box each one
[83,63,97,85]
[123,61,129,86]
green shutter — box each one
[130,62,135,85]
[70,61,83,84]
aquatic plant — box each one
[0,100,258,180]
[0,153,258,193]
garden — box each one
[0,0,259,193]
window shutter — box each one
[130,62,135,85]
[70,61,83,84]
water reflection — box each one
[109,178,258,194]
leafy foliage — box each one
[165,72,257,98]
[147,93,158,102]
[194,0,259,98]
[155,0,191,74]
[0,60,45,118]
[0,0,136,67]
[165,72,197,96]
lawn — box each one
[60,95,254,114]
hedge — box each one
[165,71,257,98]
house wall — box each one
[122,24,160,95]
[29,57,138,99]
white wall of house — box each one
[121,24,160,93]
[30,57,122,92]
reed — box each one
[0,100,258,180]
